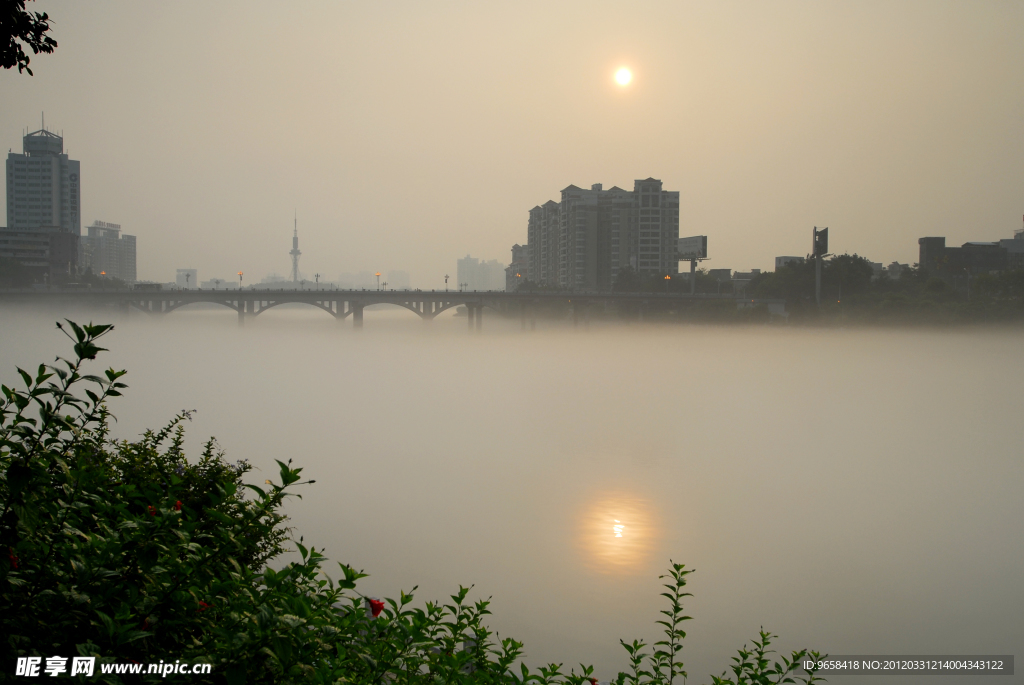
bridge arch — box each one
[250,299,341,318]
[158,299,241,315]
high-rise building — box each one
[79,220,137,282]
[526,178,680,291]
[6,128,80,235]
[3,127,82,282]
[527,200,558,286]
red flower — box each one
[8,547,17,570]
[368,599,384,618]
[141,618,150,631]
[198,601,210,612]
[148,505,156,516]
[589,679,598,685]
[174,500,182,511]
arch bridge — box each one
[0,288,785,330]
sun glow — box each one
[615,68,632,86]
[578,492,659,575]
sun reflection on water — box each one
[577,492,659,574]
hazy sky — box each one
[2,1,1023,285]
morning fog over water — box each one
[1,307,1020,683]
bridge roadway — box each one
[0,288,785,329]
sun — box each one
[615,67,632,86]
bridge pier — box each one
[352,303,363,329]
[467,304,475,330]
[237,300,245,327]
[476,305,483,331]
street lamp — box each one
[382,281,388,291]
[375,272,381,290]
[315,273,320,290]
[185,273,190,289]
[238,271,243,290]
[445,274,449,292]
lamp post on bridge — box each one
[445,274,449,292]
[238,272,243,290]
[375,272,381,290]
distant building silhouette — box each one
[2,128,82,282]
[506,244,528,291]
[775,256,804,269]
[999,228,1024,269]
[524,178,680,291]
[79,220,136,282]
[457,255,505,291]
[6,128,80,234]
[387,270,411,290]
[176,268,197,289]
[918,236,1008,277]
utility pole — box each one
[813,227,829,307]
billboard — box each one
[813,227,829,256]
[677,235,708,260]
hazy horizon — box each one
[2,1,1023,286]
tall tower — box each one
[289,213,301,283]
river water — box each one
[1,305,1020,683]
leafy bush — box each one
[1,322,825,684]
